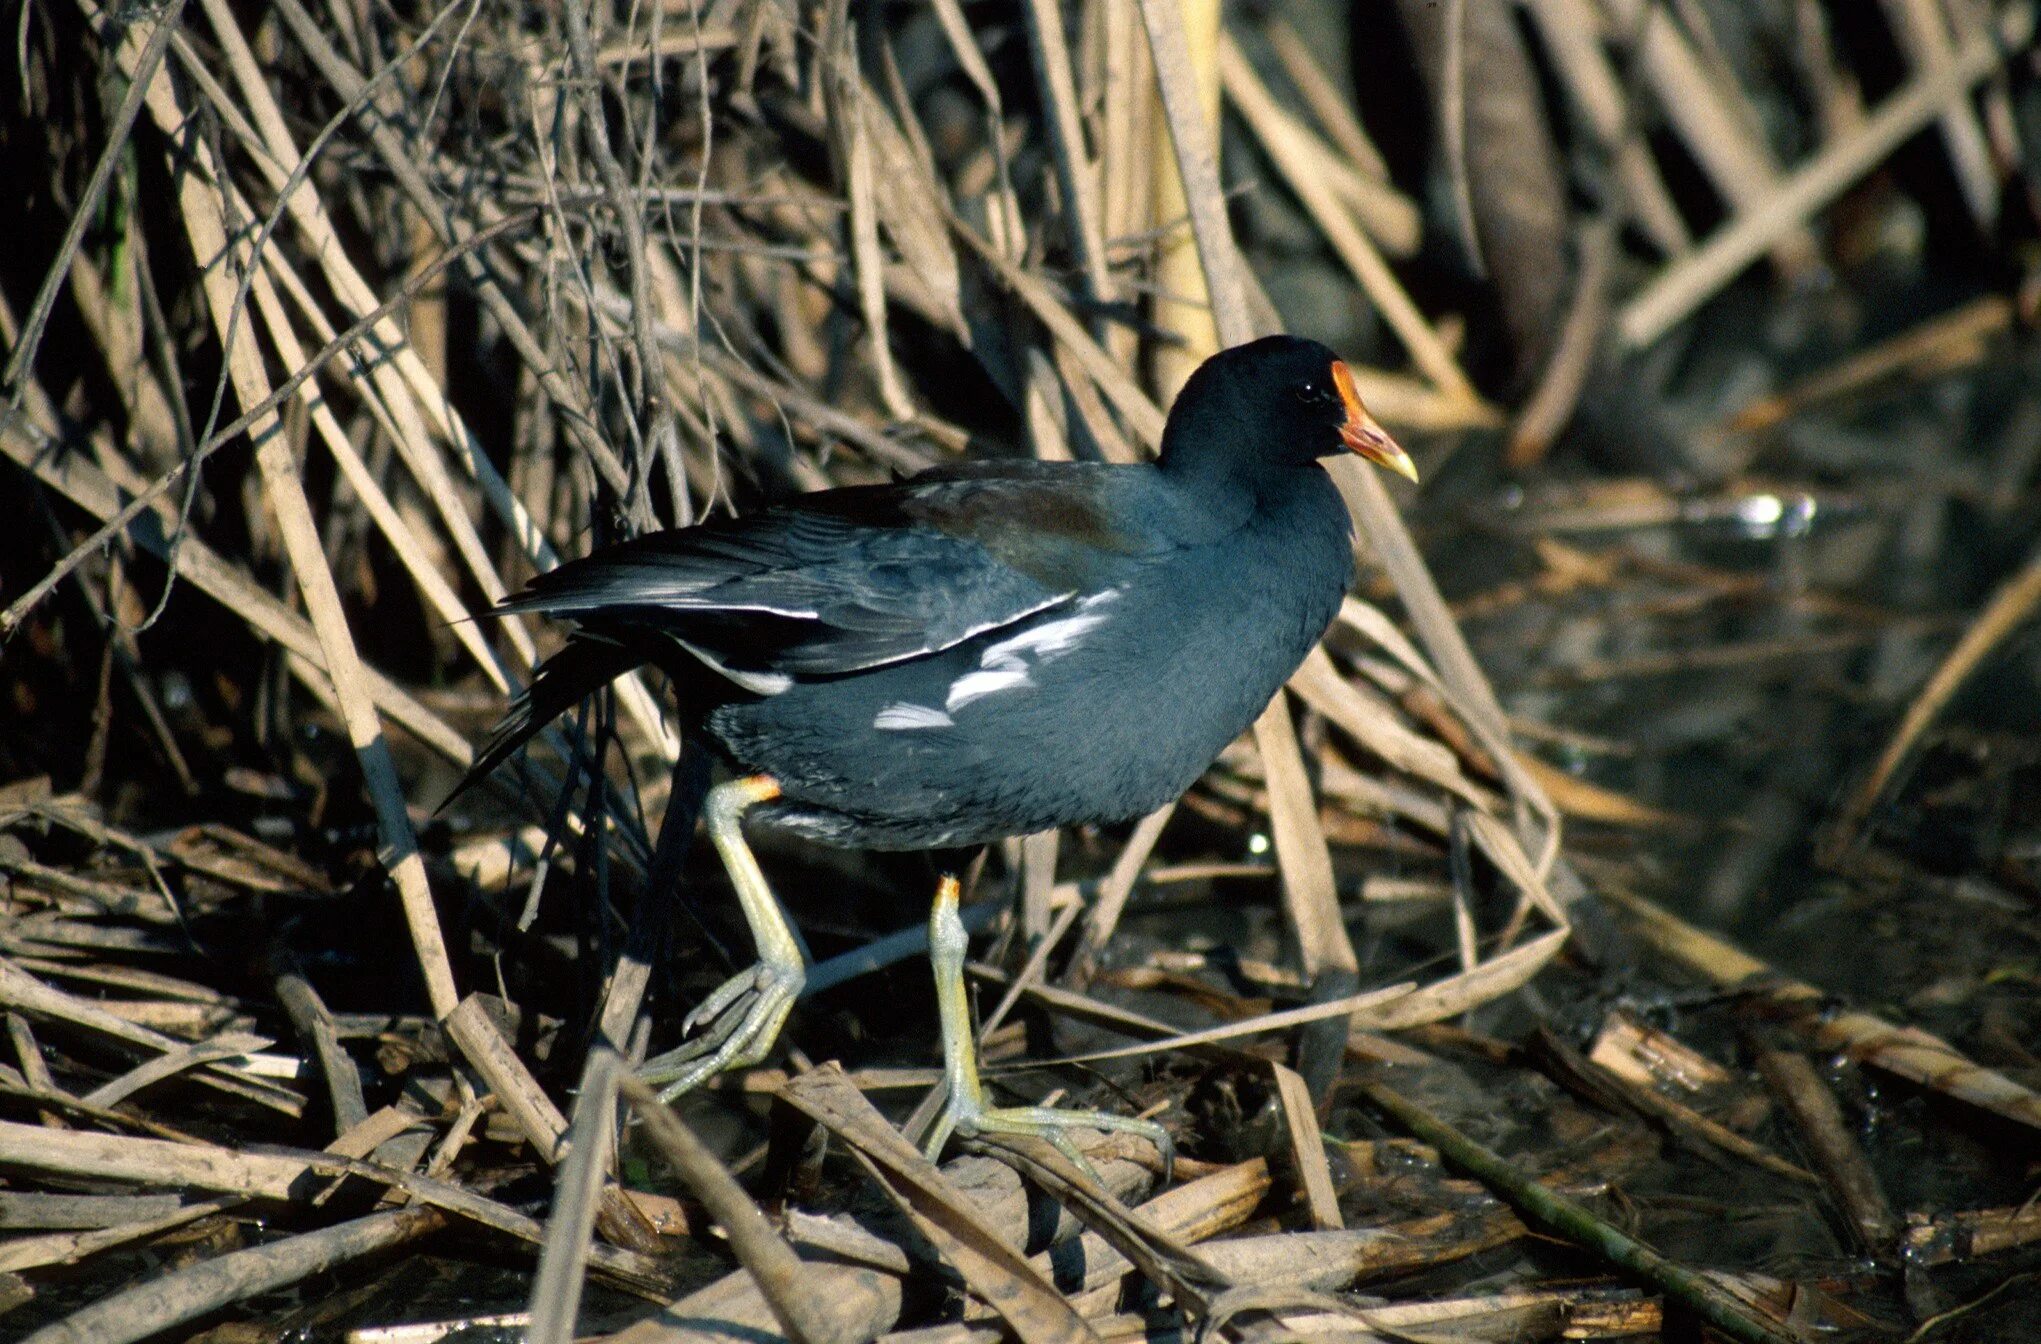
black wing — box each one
[499,466,1156,682]
[451,465,1166,802]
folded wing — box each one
[500,480,1104,681]
[452,466,1174,801]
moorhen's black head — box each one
[1158,334,1416,487]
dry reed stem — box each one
[1221,32,1420,256]
[1905,1205,2041,1266]
[0,417,468,758]
[779,1067,1110,1344]
[1534,1026,1817,1187]
[135,0,696,771]
[1022,0,1113,310]
[1138,0,1360,1000]
[1035,979,1421,1066]
[1600,882,2041,1133]
[443,996,568,1164]
[148,23,459,1023]
[1722,294,2013,435]
[1753,1046,1897,1254]
[626,1124,1158,1344]
[1220,37,1450,359]
[1438,0,1482,280]
[196,0,559,659]
[1064,803,1175,989]
[1358,1076,1801,1344]
[0,1118,673,1293]
[0,1197,239,1277]
[983,1159,1271,1321]
[1880,0,2002,226]
[1600,0,1822,279]
[1518,0,1690,255]
[1261,19,1390,181]
[0,959,301,1115]
[1619,2,2036,347]
[1147,0,1224,400]
[1269,1063,1343,1230]
[1831,535,2041,851]
[0,1,184,401]
[1507,217,1616,469]
[17,1207,447,1344]
[82,0,551,648]
[619,1076,856,1344]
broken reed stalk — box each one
[1600,883,2041,1134]
[16,1207,447,1344]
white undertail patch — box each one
[667,635,794,695]
[945,666,1032,709]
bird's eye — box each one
[1293,383,1329,406]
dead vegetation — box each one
[1,1,2039,1340]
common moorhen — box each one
[459,334,1416,1163]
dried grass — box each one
[2,2,2037,1341]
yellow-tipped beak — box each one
[1332,360,1418,483]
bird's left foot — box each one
[638,775,805,1102]
[922,875,1172,1182]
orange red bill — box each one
[1332,360,1418,483]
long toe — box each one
[947,1101,1173,1183]
[680,968,765,1038]
[639,1007,747,1083]
[639,961,803,1096]
[647,1024,759,1102]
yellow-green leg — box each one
[640,775,805,1101]
[922,876,1172,1177]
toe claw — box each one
[1044,1127,1102,1183]
[934,1098,1173,1188]
[638,960,802,1097]
[1152,1128,1176,1184]
[681,968,758,1037]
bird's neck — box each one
[1157,414,1322,515]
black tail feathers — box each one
[442,636,644,808]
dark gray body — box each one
[458,335,1373,854]
[708,468,1352,847]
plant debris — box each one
[3,1,2039,1341]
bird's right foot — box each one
[639,775,806,1101]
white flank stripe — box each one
[945,666,1032,711]
[873,702,953,730]
[942,588,1120,713]
[979,609,1108,665]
